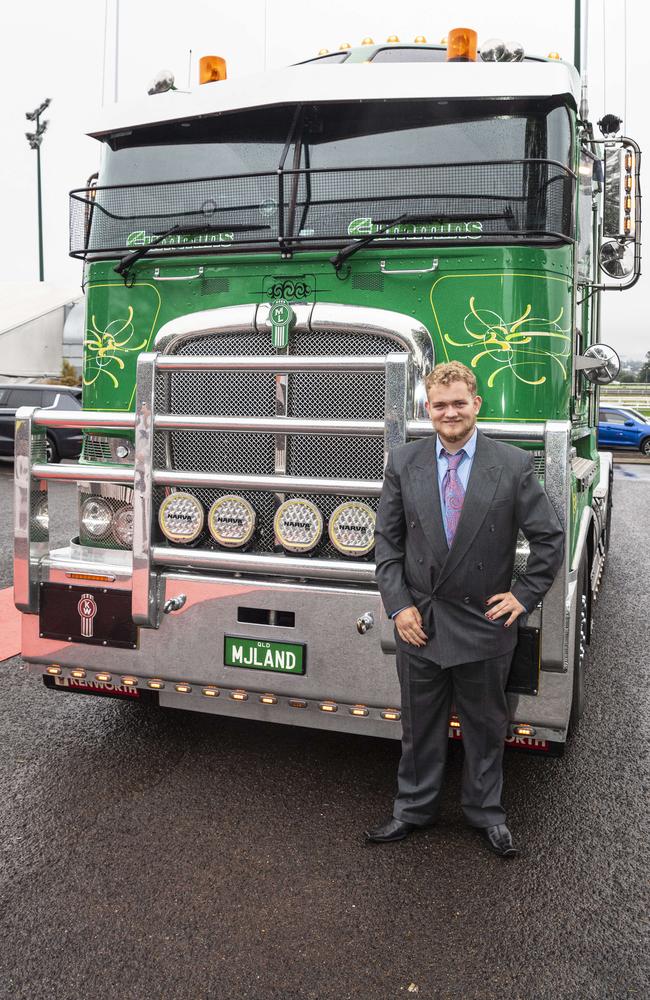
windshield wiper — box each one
[114,224,181,277]
[329,209,522,274]
[329,213,411,275]
[114,222,271,279]
[329,212,463,274]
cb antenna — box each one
[576,0,589,121]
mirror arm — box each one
[588,273,642,293]
[574,355,608,371]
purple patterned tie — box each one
[441,449,466,546]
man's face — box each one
[425,379,482,444]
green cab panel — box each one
[83,244,573,424]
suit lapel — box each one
[435,430,503,589]
[406,436,449,569]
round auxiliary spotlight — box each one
[158,492,204,544]
[274,499,323,553]
[328,502,376,557]
[208,495,256,548]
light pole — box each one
[25,97,51,282]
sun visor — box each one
[86,62,580,141]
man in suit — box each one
[367,361,564,856]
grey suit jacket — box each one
[374,430,564,667]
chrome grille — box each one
[172,431,275,475]
[289,372,385,420]
[157,326,396,557]
[288,434,384,480]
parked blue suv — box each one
[598,405,650,456]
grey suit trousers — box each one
[392,649,513,828]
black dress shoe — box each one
[365,817,421,843]
[480,824,519,857]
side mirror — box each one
[624,420,635,427]
[598,137,641,289]
[599,240,634,279]
[575,344,621,385]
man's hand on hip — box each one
[393,606,428,647]
[485,592,526,628]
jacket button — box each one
[417,557,423,564]
[477,562,483,570]
[489,525,495,532]
[410,521,416,528]
[463,596,470,604]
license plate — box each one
[39,583,138,650]
[224,635,306,675]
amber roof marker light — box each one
[199,55,227,85]
[446,27,478,62]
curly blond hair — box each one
[424,361,477,396]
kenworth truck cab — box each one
[14,34,642,752]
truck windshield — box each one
[73,97,574,256]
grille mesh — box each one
[82,436,113,463]
[352,273,385,292]
[156,327,392,559]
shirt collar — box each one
[436,426,478,461]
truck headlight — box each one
[274,499,323,553]
[81,498,113,538]
[158,492,204,543]
[208,495,256,548]
[328,501,376,557]
[113,506,134,547]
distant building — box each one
[0,282,83,381]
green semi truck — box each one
[14,33,641,751]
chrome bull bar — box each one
[13,355,570,670]
[14,351,413,625]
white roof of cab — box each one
[87,62,580,139]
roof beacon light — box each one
[361,37,374,46]
[386,35,400,43]
[199,55,227,85]
[446,28,478,62]
[414,36,427,44]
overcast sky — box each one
[0,0,647,358]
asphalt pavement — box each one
[0,463,648,1000]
